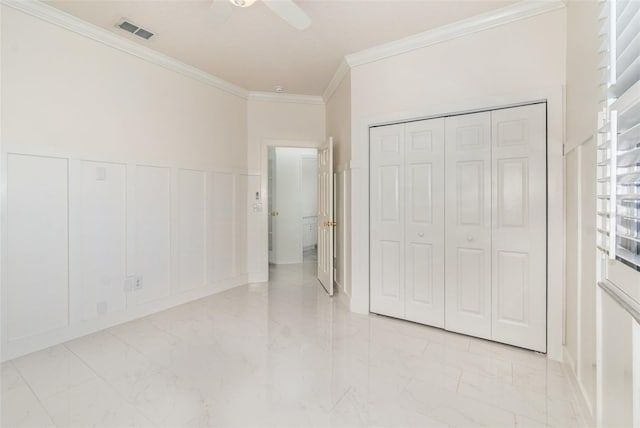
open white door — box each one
[318,137,334,296]
[268,148,276,263]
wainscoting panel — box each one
[208,172,235,283]
[72,161,127,321]
[135,165,171,304]
[2,148,249,361]
[175,169,207,294]
[6,154,69,340]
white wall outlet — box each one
[134,276,143,290]
[124,275,135,292]
[96,167,107,181]
[96,301,107,315]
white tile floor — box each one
[2,255,587,427]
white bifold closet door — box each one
[444,111,493,339]
[490,103,546,352]
[370,103,547,353]
[445,104,547,352]
[370,118,445,327]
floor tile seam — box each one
[466,346,546,369]
[409,390,519,428]
[14,343,107,396]
[459,366,573,404]
[14,352,99,402]
[458,370,549,402]
[62,342,155,426]
[109,324,187,360]
[8,360,56,426]
[454,379,553,424]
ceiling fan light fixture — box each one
[229,0,257,7]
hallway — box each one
[2,261,586,427]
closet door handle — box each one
[418,232,424,237]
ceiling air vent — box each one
[117,19,154,40]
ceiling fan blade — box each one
[262,0,311,30]
[209,0,232,26]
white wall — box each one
[346,9,567,360]
[563,1,600,419]
[325,72,352,299]
[247,99,325,281]
[1,6,249,360]
[564,1,639,423]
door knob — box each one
[466,235,474,242]
[418,232,424,237]
[271,211,279,216]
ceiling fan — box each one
[210,0,311,30]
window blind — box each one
[597,0,640,271]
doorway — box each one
[268,147,318,266]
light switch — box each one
[96,167,107,181]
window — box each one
[597,0,640,272]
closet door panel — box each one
[404,118,445,327]
[370,124,405,318]
[491,103,546,352]
[445,112,492,339]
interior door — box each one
[317,137,334,295]
[404,118,446,327]
[268,148,276,263]
[445,111,492,339]
[490,103,547,352]
[370,124,405,317]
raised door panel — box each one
[7,154,69,340]
[456,248,487,316]
[457,161,485,226]
[404,118,445,327]
[491,103,546,352]
[370,124,404,317]
[445,112,492,339]
[135,165,171,303]
[380,241,402,298]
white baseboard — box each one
[248,271,268,283]
[1,275,248,362]
[334,280,351,310]
[562,347,596,427]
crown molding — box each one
[345,0,565,68]
[1,0,249,99]
[322,59,350,103]
[248,91,324,105]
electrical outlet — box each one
[124,275,135,292]
[134,276,143,290]
[97,301,107,315]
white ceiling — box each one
[46,0,516,96]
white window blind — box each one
[597,0,640,271]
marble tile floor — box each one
[2,258,587,427]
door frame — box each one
[260,139,324,274]
[350,87,565,361]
